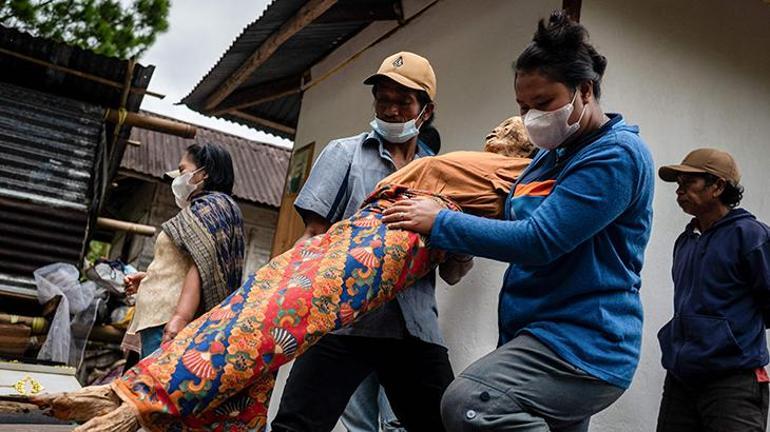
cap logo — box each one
[392,56,404,68]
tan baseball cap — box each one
[364,51,436,100]
[659,148,741,185]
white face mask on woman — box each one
[369,105,427,144]
[171,168,204,209]
[523,91,586,151]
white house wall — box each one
[583,0,770,430]
[268,0,770,430]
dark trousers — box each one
[271,334,454,432]
[656,370,769,432]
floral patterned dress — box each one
[112,186,458,432]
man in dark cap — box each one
[657,148,770,431]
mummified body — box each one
[29,119,532,432]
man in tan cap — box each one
[271,52,470,432]
[656,148,770,431]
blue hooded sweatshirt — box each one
[431,114,654,388]
[658,208,770,382]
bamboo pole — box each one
[0,314,48,334]
[97,217,156,237]
[104,109,196,139]
[105,58,136,199]
[89,325,125,344]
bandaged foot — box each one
[29,384,121,423]
[73,403,139,432]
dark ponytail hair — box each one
[186,142,235,195]
[515,10,607,99]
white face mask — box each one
[523,91,586,151]
[171,168,203,209]
[370,105,427,144]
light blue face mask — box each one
[370,106,427,144]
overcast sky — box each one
[136,1,292,148]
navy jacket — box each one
[658,208,770,381]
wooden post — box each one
[562,0,582,22]
[271,142,316,257]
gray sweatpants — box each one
[441,334,625,432]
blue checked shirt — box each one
[293,131,444,345]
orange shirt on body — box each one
[377,151,531,218]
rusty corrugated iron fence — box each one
[0,81,105,284]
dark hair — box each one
[419,125,441,154]
[371,82,435,128]
[702,173,744,208]
[415,90,435,129]
[185,142,235,195]
[515,10,607,99]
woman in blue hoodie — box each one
[383,10,655,432]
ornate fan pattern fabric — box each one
[112,185,457,431]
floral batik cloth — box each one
[112,185,459,432]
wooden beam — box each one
[204,0,338,111]
[303,0,439,93]
[315,0,401,23]
[562,0,582,22]
[229,110,297,135]
[210,75,303,115]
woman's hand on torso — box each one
[124,272,147,296]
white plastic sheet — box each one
[34,263,99,367]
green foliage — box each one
[85,239,111,267]
[0,0,170,58]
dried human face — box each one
[484,116,534,157]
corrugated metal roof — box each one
[182,0,401,139]
[0,82,104,277]
[0,25,155,185]
[0,196,88,276]
[0,82,104,211]
[121,111,291,208]
[0,25,153,117]
[0,26,154,288]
